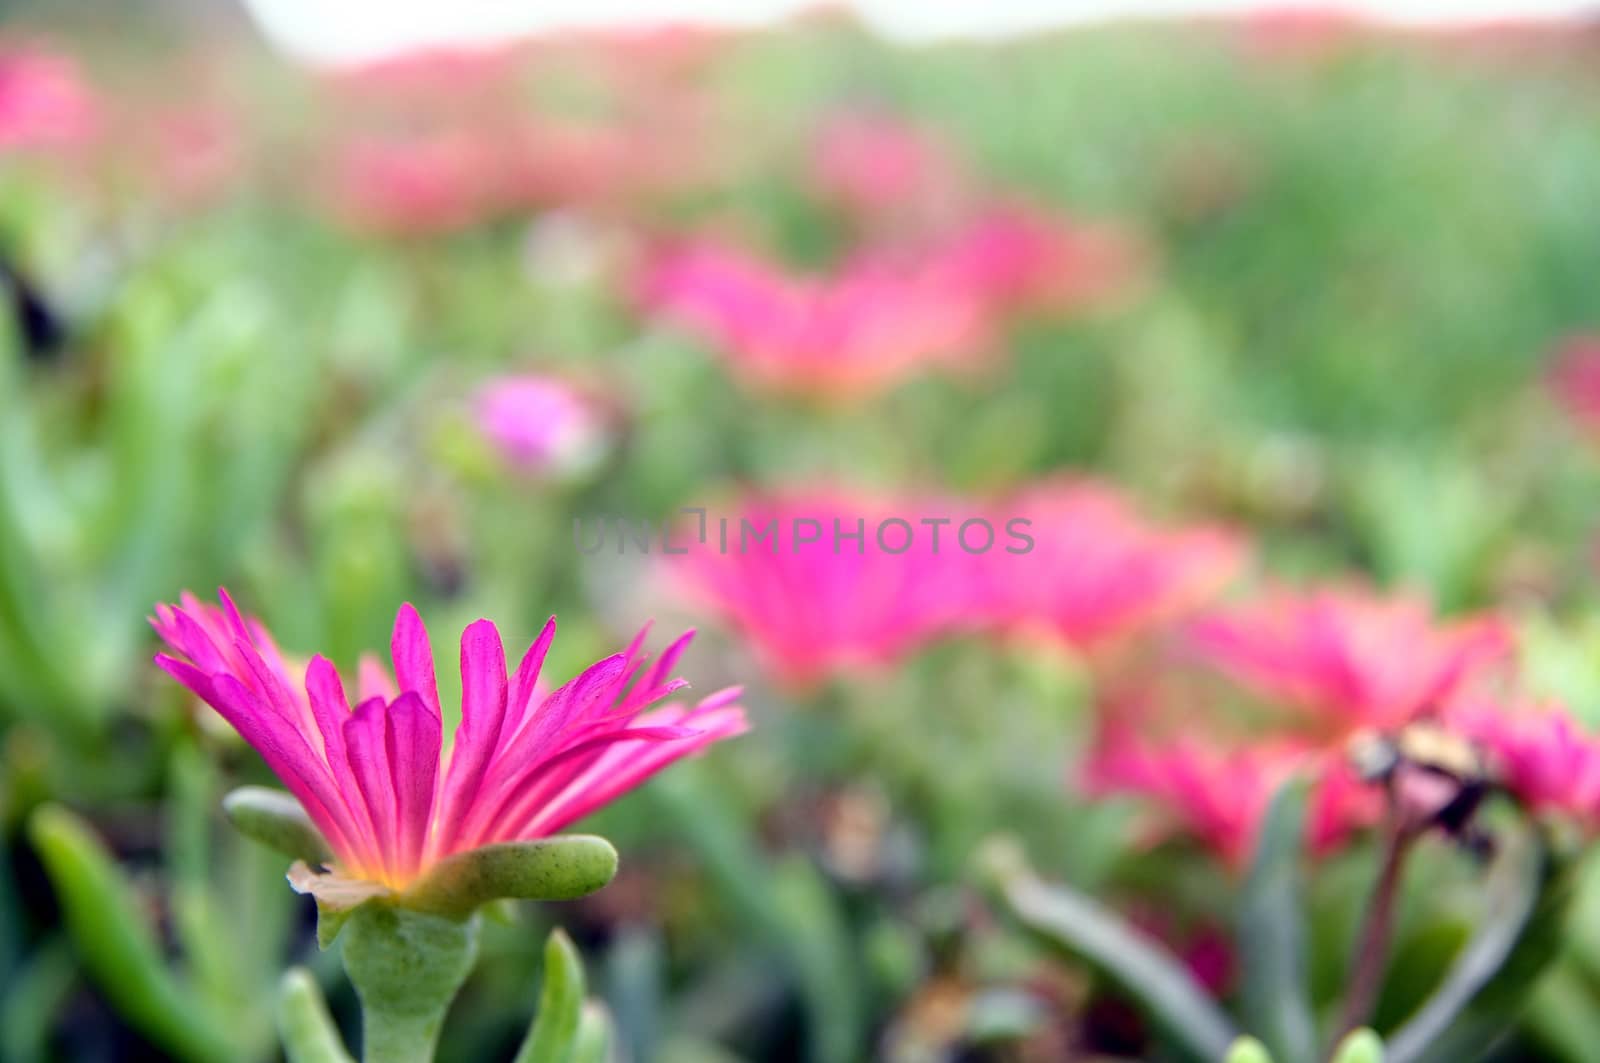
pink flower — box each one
[1081,712,1379,869]
[1446,694,1600,827]
[1186,585,1510,733]
[663,489,981,688]
[925,205,1143,318]
[0,44,97,153]
[1545,335,1600,436]
[808,112,960,221]
[473,374,605,476]
[638,238,995,400]
[152,590,746,896]
[975,479,1245,652]
[322,131,500,235]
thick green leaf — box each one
[513,929,586,1063]
[222,786,331,866]
[1387,826,1574,1063]
[1225,1036,1275,1063]
[276,968,354,1063]
[27,805,236,1063]
[571,1002,615,1063]
[979,838,1239,1062]
[1238,780,1317,1063]
[402,836,618,918]
[1331,1028,1385,1063]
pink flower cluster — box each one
[0,42,98,154]
[472,373,606,477]
[664,481,1241,689]
[1082,582,1600,866]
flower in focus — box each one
[0,43,97,153]
[663,489,981,689]
[151,590,747,901]
[975,479,1245,653]
[1185,584,1511,734]
[473,374,607,477]
[638,238,996,401]
[1545,334,1600,437]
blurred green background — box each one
[2,3,1600,1060]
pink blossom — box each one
[1545,335,1600,436]
[152,590,746,894]
[638,238,996,400]
[473,374,605,476]
[0,44,97,153]
[663,489,981,688]
[1186,585,1511,733]
[975,479,1245,652]
[1446,694,1600,827]
[322,131,500,235]
[1080,711,1379,869]
[808,112,960,221]
[925,205,1144,317]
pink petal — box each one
[390,603,441,718]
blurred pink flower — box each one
[1081,711,1379,869]
[152,590,746,898]
[639,238,996,400]
[664,489,983,688]
[473,374,605,476]
[148,105,242,207]
[975,479,1245,652]
[809,112,960,221]
[1545,335,1600,436]
[1186,585,1511,733]
[1446,694,1600,828]
[323,131,500,235]
[926,205,1144,317]
[0,43,97,153]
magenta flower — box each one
[974,479,1245,653]
[1186,584,1510,733]
[473,374,606,477]
[638,238,995,401]
[808,112,961,222]
[0,43,97,153]
[924,205,1143,319]
[664,489,980,689]
[1545,334,1600,437]
[1446,694,1600,828]
[152,590,746,900]
[1081,685,1379,868]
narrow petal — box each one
[390,603,441,718]
[385,692,441,880]
[343,697,399,883]
[429,619,507,861]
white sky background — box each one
[242,0,1600,65]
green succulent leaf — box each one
[1331,1028,1385,1063]
[26,805,236,1063]
[978,838,1239,1062]
[402,836,619,918]
[571,1002,615,1063]
[1387,825,1575,1063]
[1225,1036,1276,1063]
[339,902,480,1063]
[276,968,354,1063]
[514,929,587,1063]
[1238,779,1317,1063]
[222,786,332,865]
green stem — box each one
[339,904,479,1063]
[1333,817,1418,1053]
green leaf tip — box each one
[1225,1036,1276,1063]
[403,835,618,918]
[513,928,587,1063]
[277,968,354,1063]
[1331,1028,1385,1063]
[224,787,332,865]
